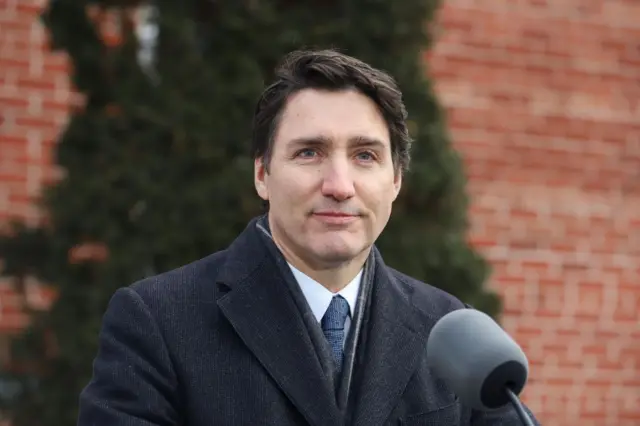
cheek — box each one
[269,172,312,211]
[360,179,396,211]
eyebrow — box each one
[288,135,388,150]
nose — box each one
[321,159,355,201]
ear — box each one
[254,157,269,201]
[392,170,402,201]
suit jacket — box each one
[78,217,540,426]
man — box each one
[78,49,539,425]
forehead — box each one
[273,88,391,149]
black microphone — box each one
[425,308,535,426]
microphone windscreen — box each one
[425,309,529,411]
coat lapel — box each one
[216,219,340,426]
[351,251,435,426]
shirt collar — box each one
[287,263,362,322]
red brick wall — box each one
[0,0,70,333]
[1,1,639,425]
[428,1,640,425]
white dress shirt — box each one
[287,263,362,347]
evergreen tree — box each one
[0,0,501,424]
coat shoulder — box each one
[126,249,230,312]
[387,267,467,320]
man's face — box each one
[254,88,402,270]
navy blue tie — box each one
[321,295,350,374]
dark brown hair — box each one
[252,49,412,174]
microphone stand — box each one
[505,388,535,426]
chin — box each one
[311,242,366,264]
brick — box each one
[13,115,59,131]
[15,1,42,15]
[15,75,57,91]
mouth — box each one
[311,211,359,225]
[314,211,356,217]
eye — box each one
[355,151,376,161]
[296,148,318,158]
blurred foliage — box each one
[0,0,501,424]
